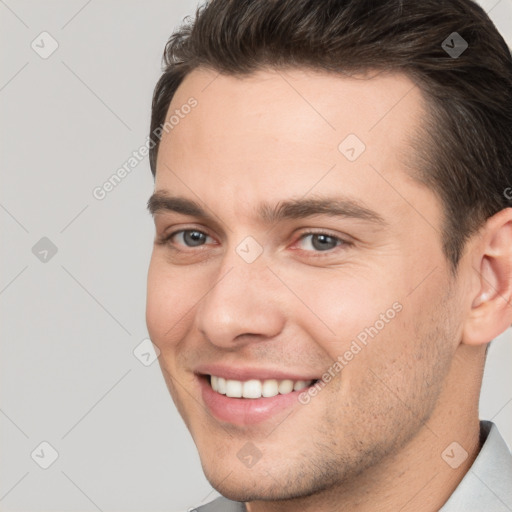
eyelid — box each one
[158,226,217,247]
[291,229,352,253]
[157,226,352,255]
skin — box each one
[146,67,512,511]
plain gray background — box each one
[1,1,511,511]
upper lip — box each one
[195,363,320,382]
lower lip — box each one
[199,376,313,426]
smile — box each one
[209,375,316,399]
[196,367,322,425]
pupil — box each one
[312,234,336,251]
[185,231,205,246]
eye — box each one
[169,229,214,248]
[296,232,344,252]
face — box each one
[146,68,465,501]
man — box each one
[145,0,512,510]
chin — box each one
[200,453,344,504]
[204,474,291,503]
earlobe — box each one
[462,208,512,346]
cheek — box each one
[146,256,197,347]
[280,265,401,360]
[338,273,456,408]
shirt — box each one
[191,421,512,512]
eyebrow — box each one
[147,191,387,226]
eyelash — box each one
[158,228,352,255]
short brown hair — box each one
[149,0,512,269]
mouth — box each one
[197,372,321,425]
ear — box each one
[462,208,512,346]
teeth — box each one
[293,380,309,391]
[242,379,262,399]
[278,379,294,394]
[209,375,314,399]
[217,377,226,394]
[262,379,279,397]
[225,379,242,398]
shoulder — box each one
[187,496,246,512]
[440,421,512,511]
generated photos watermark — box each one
[298,301,403,404]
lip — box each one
[195,363,319,382]
[198,374,316,426]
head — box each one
[146,0,512,504]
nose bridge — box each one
[195,243,284,346]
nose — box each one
[195,254,286,348]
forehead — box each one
[155,67,430,222]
